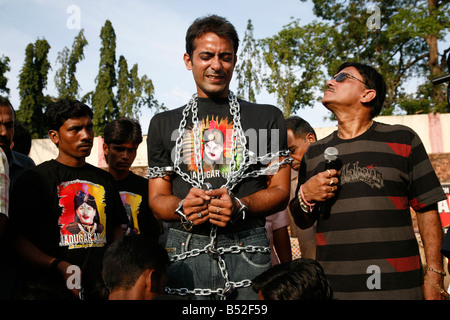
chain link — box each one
[149,91,290,299]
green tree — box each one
[304,0,450,114]
[235,19,262,103]
[92,20,117,135]
[0,55,10,95]
[260,20,332,116]
[117,57,162,119]
[54,29,88,99]
[17,39,51,138]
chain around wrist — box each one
[228,191,247,225]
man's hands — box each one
[182,187,240,227]
[301,169,340,204]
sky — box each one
[0,0,448,134]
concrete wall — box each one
[314,113,450,154]
[28,113,450,168]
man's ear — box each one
[306,132,316,144]
[361,89,377,105]
[102,143,109,157]
[48,130,59,146]
[184,53,193,71]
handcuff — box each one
[228,190,247,225]
[174,199,193,231]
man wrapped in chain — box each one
[146,15,290,300]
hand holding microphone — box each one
[301,147,341,205]
[319,147,341,218]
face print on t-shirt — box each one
[57,180,107,249]
[181,117,244,181]
[119,191,142,235]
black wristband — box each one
[50,258,62,272]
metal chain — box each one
[149,91,291,299]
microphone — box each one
[324,147,339,171]
[319,147,341,219]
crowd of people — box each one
[0,14,449,301]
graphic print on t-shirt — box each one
[120,191,142,235]
[182,116,244,180]
[57,179,107,249]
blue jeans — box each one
[165,227,271,300]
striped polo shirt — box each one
[297,121,446,299]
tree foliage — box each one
[54,29,88,100]
[91,20,117,135]
[87,20,163,135]
[306,0,450,115]
[0,55,10,96]
[17,39,51,138]
[235,19,262,103]
[235,0,449,117]
[260,20,332,117]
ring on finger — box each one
[327,169,332,178]
[329,179,334,186]
[197,212,203,218]
[217,207,220,213]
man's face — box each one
[76,202,96,225]
[184,32,236,98]
[287,129,314,171]
[322,66,368,110]
[103,141,138,174]
[51,116,94,161]
[0,104,15,153]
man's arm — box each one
[416,204,446,300]
[13,233,81,298]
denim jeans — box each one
[165,227,271,300]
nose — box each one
[326,78,335,87]
[80,127,93,141]
[210,56,222,71]
[0,124,7,136]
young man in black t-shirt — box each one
[147,15,290,300]
[9,99,128,300]
[103,117,161,244]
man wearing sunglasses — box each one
[290,62,446,300]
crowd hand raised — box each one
[302,169,340,204]
[205,188,234,227]
[183,187,211,225]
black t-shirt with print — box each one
[114,171,161,243]
[9,160,128,270]
[147,97,287,235]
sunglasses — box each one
[332,72,369,87]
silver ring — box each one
[217,207,220,213]
[197,212,203,218]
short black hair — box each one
[252,258,333,300]
[185,14,239,57]
[338,62,386,119]
[285,116,316,139]
[102,234,169,291]
[103,117,143,145]
[44,98,93,131]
